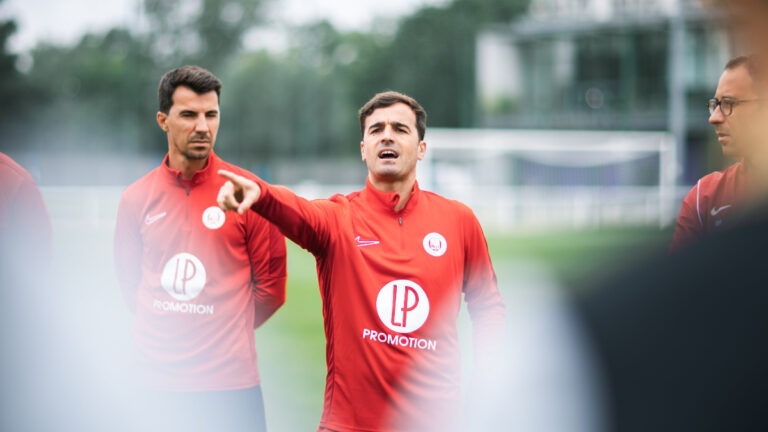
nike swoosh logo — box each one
[145,211,167,225]
[355,235,380,247]
[710,205,732,216]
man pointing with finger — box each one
[218,91,505,432]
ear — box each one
[156,111,168,132]
[360,141,366,161]
[416,140,427,161]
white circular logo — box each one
[422,232,447,257]
[376,279,430,334]
[160,253,207,301]
[202,206,226,230]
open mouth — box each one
[378,149,399,159]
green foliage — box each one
[387,6,478,127]
[219,22,360,164]
[0,14,45,153]
[24,29,159,154]
[6,0,531,173]
[346,0,531,128]
[143,0,267,67]
[452,0,530,23]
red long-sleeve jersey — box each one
[0,152,52,266]
[252,178,505,432]
[113,152,287,391]
[670,162,745,253]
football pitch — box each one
[48,207,671,430]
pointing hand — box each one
[217,169,262,214]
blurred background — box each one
[0,0,751,430]
[0,0,739,230]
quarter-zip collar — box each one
[361,178,421,215]
[161,152,217,188]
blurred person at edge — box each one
[0,152,58,430]
[578,6,768,432]
[714,0,768,57]
[217,91,505,432]
[486,4,768,432]
[669,55,768,252]
[113,66,287,432]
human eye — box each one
[721,97,736,108]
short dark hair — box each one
[157,65,222,114]
[358,91,427,141]
[725,54,764,85]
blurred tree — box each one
[221,21,361,165]
[2,0,531,184]
[143,0,269,68]
[0,2,43,153]
[25,29,159,154]
[386,6,477,127]
[452,0,529,23]
[221,0,531,164]
[348,0,530,129]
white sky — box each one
[0,0,446,53]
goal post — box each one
[418,128,678,232]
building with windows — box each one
[476,0,736,183]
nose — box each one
[381,124,394,141]
[709,105,724,125]
[195,114,209,132]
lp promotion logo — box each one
[376,280,430,333]
[161,252,207,301]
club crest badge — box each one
[202,206,226,230]
[422,232,447,257]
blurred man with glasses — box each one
[670,55,768,252]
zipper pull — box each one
[398,216,403,225]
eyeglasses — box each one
[707,97,762,116]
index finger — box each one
[218,169,245,185]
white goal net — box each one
[419,128,678,232]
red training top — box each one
[0,152,52,263]
[670,162,746,253]
[114,152,287,391]
[252,178,505,432]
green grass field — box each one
[46,194,672,431]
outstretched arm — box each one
[217,168,335,257]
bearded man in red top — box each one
[113,66,287,432]
[218,91,505,432]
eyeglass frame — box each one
[707,97,763,116]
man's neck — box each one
[168,153,208,180]
[368,175,416,212]
[744,155,767,178]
